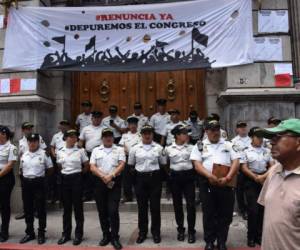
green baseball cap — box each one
[259,119,300,139]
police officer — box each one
[149,99,170,145]
[0,126,17,242]
[56,129,89,246]
[231,121,251,220]
[162,109,185,146]
[101,105,126,144]
[79,111,103,201]
[203,114,228,141]
[190,120,240,250]
[49,120,71,204]
[19,122,47,156]
[128,102,149,132]
[19,133,53,245]
[165,124,196,243]
[119,116,141,203]
[90,128,126,250]
[185,110,204,145]
[75,100,93,133]
[128,125,166,244]
[50,120,71,157]
[240,127,274,248]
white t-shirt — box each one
[149,112,171,135]
[79,124,103,153]
[76,113,92,133]
[0,141,17,170]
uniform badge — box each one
[232,145,240,152]
[13,148,18,156]
[162,149,166,156]
[197,141,203,152]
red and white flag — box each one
[0,78,37,94]
[274,63,293,87]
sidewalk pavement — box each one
[0,210,260,249]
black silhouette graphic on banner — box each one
[41,27,215,71]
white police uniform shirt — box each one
[76,113,92,133]
[242,145,272,174]
[0,141,17,170]
[162,121,185,146]
[79,124,103,153]
[190,138,239,173]
[20,149,53,178]
[203,129,228,141]
[128,114,149,132]
[231,135,251,151]
[119,131,141,154]
[149,112,171,136]
[18,135,47,156]
[90,144,126,175]
[57,146,89,175]
[101,116,126,138]
[50,131,65,153]
[128,142,166,172]
[185,118,204,141]
[165,142,194,171]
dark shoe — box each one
[255,238,262,245]
[73,237,82,246]
[20,234,36,244]
[136,235,146,244]
[121,197,133,203]
[248,239,256,248]
[177,232,185,241]
[153,235,161,244]
[205,242,215,250]
[188,233,196,244]
[0,234,8,243]
[38,234,45,245]
[242,212,248,220]
[99,235,111,246]
[15,213,25,220]
[195,199,201,206]
[111,239,123,250]
[82,195,93,202]
[57,235,71,245]
[218,243,228,250]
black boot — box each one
[111,238,123,250]
[99,234,111,246]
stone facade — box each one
[1,0,300,211]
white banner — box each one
[3,0,253,71]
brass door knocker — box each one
[99,80,110,102]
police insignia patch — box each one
[13,149,17,156]
[232,145,240,152]
[197,141,203,152]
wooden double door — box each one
[72,70,207,122]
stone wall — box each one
[220,0,300,137]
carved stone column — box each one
[289,0,300,84]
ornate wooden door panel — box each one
[72,70,206,124]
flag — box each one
[0,79,37,94]
[85,36,96,52]
[52,35,66,44]
[10,79,21,93]
[275,74,291,87]
[156,40,169,48]
[192,28,209,47]
[274,63,293,87]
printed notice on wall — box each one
[253,37,283,61]
[258,10,289,33]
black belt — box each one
[23,177,45,181]
[136,170,160,177]
[62,172,82,178]
[170,169,194,175]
